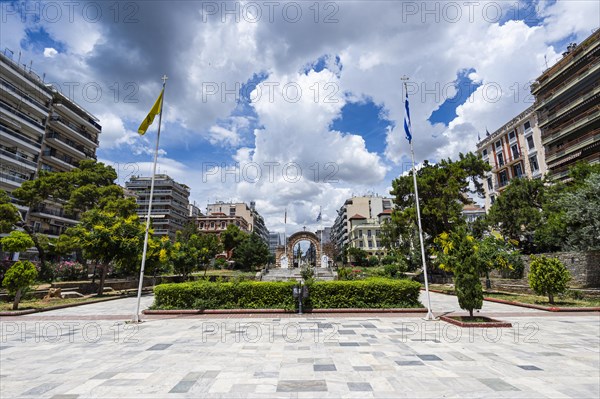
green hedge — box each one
[153,278,422,310]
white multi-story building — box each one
[205,201,269,243]
[476,106,547,210]
[126,175,191,239]
[331,195,394,254]
[0,50,101,237]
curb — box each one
[440,315,512,328]
[0,291,152,317]
[143,307,428,315]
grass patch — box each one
[0,295,117,312]
[484,292,600,308]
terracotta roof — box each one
[349,214,367,220]
[462,204,483,211]
[378,209,393,216]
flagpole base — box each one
[422,310,436,321]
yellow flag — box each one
[138,89,164,135]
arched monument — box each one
[275,231,322,268]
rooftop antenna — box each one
[544,55,548,70]
[28,60,33,72]
[17,51,21,66]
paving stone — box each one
[348,382,373,391]
[353,366,373,371]
[50,395,79,399]
[201,370,221,378]
[338,330,356,335]
[396,361,425,366]
[339,342,360,347]
[22,383,62,396]
[478,378,521,391]
[518,365,543,371]
[276,380,327,392]
[254,371,279,378]
[90,372,118,380]
[417,354,442,361]
[314,364,337,371]
[169,380,195,393]
[146,344,171,351]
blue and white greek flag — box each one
[316,210,322,222]
[404,91,412,143]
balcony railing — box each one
[0,147,38,167]
[50,115,99,145]
[0,77,48,111]
[0,171,28,184]
[31,206,78,220]
[0,124,42,149]
[0,100,46,131]
[46,129,96,159]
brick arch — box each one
[287,231,321,268]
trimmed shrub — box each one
[51,261,86,281]
[308,278,421,309]
[368,256,380,267]
[153,278,422,310]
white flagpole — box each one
[404,79,434,321]
[133,75,168,323]
[319,206,323,267]
[284,208,287,258]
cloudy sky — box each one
[2,0,598,233]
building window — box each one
[490,195,495,204]
[200,222,205,229]
[499,170,508,187]
[376,241,381,248]
[482,149,488,157]
[487,177,493,191]
[495,140,502,149]
[513,163,523,178]
[368,241,373,248]
[497,153,504,167]
[367,230,372,237]
[511,144,520,159]
[358,230,363,237]
[530,155,539,172]
[508,131,516,142]
[210,222,215,229]
[527,135,535,150]
[359,242,363,248]
[229,207,235,216]
[524,121,531,131]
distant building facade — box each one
[531,31,600,181]
[331,195,394,254]
[268,232,282,255]
[476,106,547,210]
[125,175,191,239]
[202,201,269,243]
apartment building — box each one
[347,210,392,257]
[268,231,282,255]
[476,106,547,210]
[0,50,101,237]
[204,201,269,243]
[125,175,190,239]
[531,30,600,180]
[331,195,393,252]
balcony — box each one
[0,100,46,133]
[0,147,38,171]
[0,77,49,115]
[30,205,79,224]
[538,86,600,129]
[542,107,600,145]
[41,152,78,171]
[0,123,42,151]
[49,116,99,148]
[46,130,92,159]
[545,133,600,164]
[53,103,101,133]
[0,171,27,187]
[535,62,600,110]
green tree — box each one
[368,255,380,267]
[347,247,368,266]
[389,152,490,262]
[220,224,248,254]
[528,255,571,304]
[0,190,20,233]
[1,231,37,310]
[559,173,600,251]
[233,233,269,271]
[487,177,545,253]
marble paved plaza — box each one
[0,292,598,398]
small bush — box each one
[368,256,380,267]
[2,260,38,310]
[380,255,396,265]
[528,255,571,304]
[51,261,86,281]
[153,278,422,310]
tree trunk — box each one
[21,227,52,282]
[97,264,108,295]
[91,262,98,284]
[469,309,473,318]
[13,288,22,310]
[548,293,554,304]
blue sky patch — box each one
[20,27,66,54]
[428,68,481,126]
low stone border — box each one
[482,297,600,312]
[144,307,428,315]
[0,291,152,317]
[440,315,512,328]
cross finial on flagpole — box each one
[161,74,168,84]
[401,75,409,93]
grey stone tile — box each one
[182,372,204,381]
[396,361,425,366]
[417,354,442,361]
[313,364,337,371]
[277,380,327,392]
[518,365,543,371]
[230,383,257,393]
[169,380,195,393]
[297,358,314,363]
[478,378,520,391]
[50,395,79,399]
[339,342,360,347]
[146,343,172,351]
[201,370,221,378]
[538,352,563,356]
[100,379,145,386]
[254,371,279,378]
[338,330,356,335]
[90,372,118,379]
[22,383,61,396]
[353,366,373,371]
[348,382,373,391]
